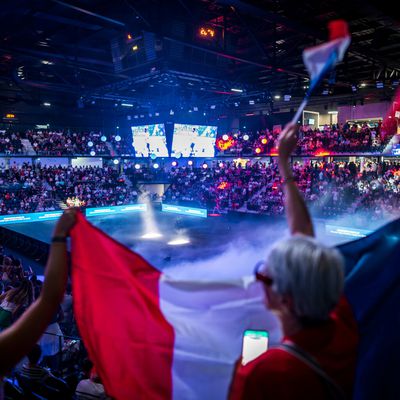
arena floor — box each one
[5,209,385,275]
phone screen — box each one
[241,330,269,365]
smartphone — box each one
[241,330,269,365]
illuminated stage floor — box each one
[3,210,370,273]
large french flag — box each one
[70,212,281,400]
[71,212,400,400]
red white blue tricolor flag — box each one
[303,20,351,85]
[291,20,351,123]
[71,212,399,400]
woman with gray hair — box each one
[230,124,358,399]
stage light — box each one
[127,34,132,40]
[284,94,291,101]
[115,135,121,142]
[360,83,367,87]
[255,147,261,154]
[132,45,139,51]
[328,111,338,114]
[202,163,208,169]
[231,88,243,93]
[113,159,119,165]
[88,141,94,147]
[134,164,141,170]
[322,89,329,95]
[43,102,51,107]
[155,112,160,116]
[219,162,224,168]
[274,95,281,100]
[90,150,96,156]
[121,103,134,107]
[188,160,193,166]
[170,109,174,115]
[351,84,357,93]
[167,238,190,246]
[193,107,198,111]
[171,161,178,167]
[249,100,255,105]
[261,138,268,145]
[376,81,384,89]
[210,105,216,109]
[153,163,159,169]
[234,102,239,107]
[141,232,162,239]
[101,135,107,142]
[222,134,229,140]
[243,134,249,141]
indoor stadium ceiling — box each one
[1,0,400,113]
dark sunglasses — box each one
[254,261,274,286]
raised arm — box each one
[278,124,314,237]
[0,209,76,375]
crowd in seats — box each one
[25,130,110,156]
[1,158,399,221]
[217,122,392,156]
[162,160,400,221]
[0,132,24,155]
[163,162,271,210]
[0,163,137,215]
[110,133,133,156]
[0,122,397,157]
[0,246,105,399]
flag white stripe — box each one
[160,277,282,400]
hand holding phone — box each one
[241,330,269,365]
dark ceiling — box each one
[1,0,400,117]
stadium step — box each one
[21,139,36,155]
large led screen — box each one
[131,124,169,158]
[171,124,217,157]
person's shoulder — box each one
[245,347,301,377]
[331,295,358,331]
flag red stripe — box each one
[71,212,175,400]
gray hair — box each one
[265,235,344,321]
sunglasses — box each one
[254,261,274,286]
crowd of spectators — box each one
[216,122,396,156]
[0,246,108,399]
[0,122,398,157]
[163,160,400,222]
[0,163,137,215]
[25,130,110,156]
[1,158,400,221]
[0,131,24,155]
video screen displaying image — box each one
[171,124,217,157]
[131,124,169,158]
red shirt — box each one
[229,297,358,400]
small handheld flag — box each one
[291,20,351,125]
